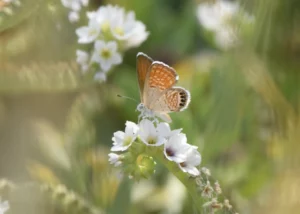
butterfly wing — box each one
[143,61,178,107]
[151,87,191,112]
[136,52,153,102]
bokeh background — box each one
[1,0,300,213]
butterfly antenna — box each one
[117,94,139,104]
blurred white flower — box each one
[0,199,9,214]
[76,20,100,44]
[164,133,190,163]
[178,146,201,176]
[108,153,122,166]
[87,5,148,49]
[197,0,238,31]
[139,119,165,146]
[68,11,80,23]
[110,10,149,49]
[76,50,89,72]
[111,121,139,151]
[197,0,253,50]
[61,0,89,22]
[94,72,106,82]
[91,40,122,72]
[157,122,182,139]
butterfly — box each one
[136,52,191,123]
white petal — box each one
[100,59,112,72]
[125,121,139,136]
[111,53,122,65]
[94,40,106,51]
[106,41,118,52]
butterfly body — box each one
[136,52,190,122]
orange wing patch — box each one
[148,62,178,91]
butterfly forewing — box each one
[136,52,153,102]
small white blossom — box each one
[157,122,182,139]
[111,121,139,151]
[61,0,89,22]
[164,133,191,163]
[110,10,149,49]
[108,153,122,167]
[94,72,106,82]
[0,199,9,214]
[68,11,80,23]
[178,146,201,176]
[197,0,238,31]
[91,40,122,72]
[76,50,89,72]
[139,119,165,146]
[197,0,253,50]
[76,20,100,44]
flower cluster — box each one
[60,0,89,23]
[76,5,148,82]
[0,198,9,214]
[197,0,253,50]
[0,0,21,16]
[109,119,201,178]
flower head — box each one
[111,121,139,151]
[91,40,122,72]
[139,119,165,146]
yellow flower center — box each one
[123,136,132,146]
[101,21,110,33]
[100,48,111,59]
[114,27,124,36]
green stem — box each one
[147,147,203,213]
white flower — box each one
[110,11,149,49]
[87,5,148,49]
[138,119,165,146]
[61,0,81,11]
[88,5,123,33]
[157,122,182,139]
[91,40,122,72]
[197,0,238,31]
[214,26,237,50]
[111,121,139,151]
[76,50,89,72]
[0,199,9,214]
[94,72,107,82]
[76,20,100,44]
[178,146,201,176]
[164,133,191,163]
[108,153,122,166]
[68,11,80,23]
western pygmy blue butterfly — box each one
[136,52,191,123]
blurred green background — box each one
[1,0,300,213]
